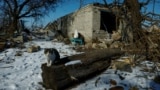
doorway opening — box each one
[100,11,116,34]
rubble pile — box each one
[124,28,160,61]
[27,45,41,53]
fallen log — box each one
[41,48,124,90]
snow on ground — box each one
[0,41,80,90]
[0,40,159,90]
[71,67,152,90]
[72,61,160,90]
[70,61,160,90]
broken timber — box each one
[41,48,124,90]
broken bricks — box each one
[110,56,135,72]
[27,45,41,53]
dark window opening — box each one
[100,11,116,34]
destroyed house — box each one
[45,3,120,43]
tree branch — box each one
[20,13,43,18]
[18,0,30,15]
[140,0,150,6]
[103,0,108,7]
[19,1,45,19]
[139,0,151,9]
[4,0,13,16]
[13,0,18,14]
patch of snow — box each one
[65,60,82,66]
[71,64,158,90]
[0,41,80,90]
[0,40,159,90]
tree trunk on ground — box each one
[41,48,124,90]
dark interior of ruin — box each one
[100,11,116,34]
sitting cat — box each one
[44,48,60,66]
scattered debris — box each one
[27,45,41,53]
[129,86,139,90]
[95,77,101,87]
[12,35,23,43]
[15,51,23,56]
[110,79,117,87]
[0,41,5,51]
[112,31,121,41]
[110,58,133,73]
[109,86,124,90]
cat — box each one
[44,48,60,66]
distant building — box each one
[45,3,124,43]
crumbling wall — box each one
[67,5,94,43]
[92,6,102,40]
[92,10,116,40]
[45,4,119,43]
[68,4,116,42]
[45,13,73,38]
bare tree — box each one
[0,0,61,35]
[102,0,152,42]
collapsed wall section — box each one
[92,6,116,40]
[67,5,94,43]
[45,3,118,43]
